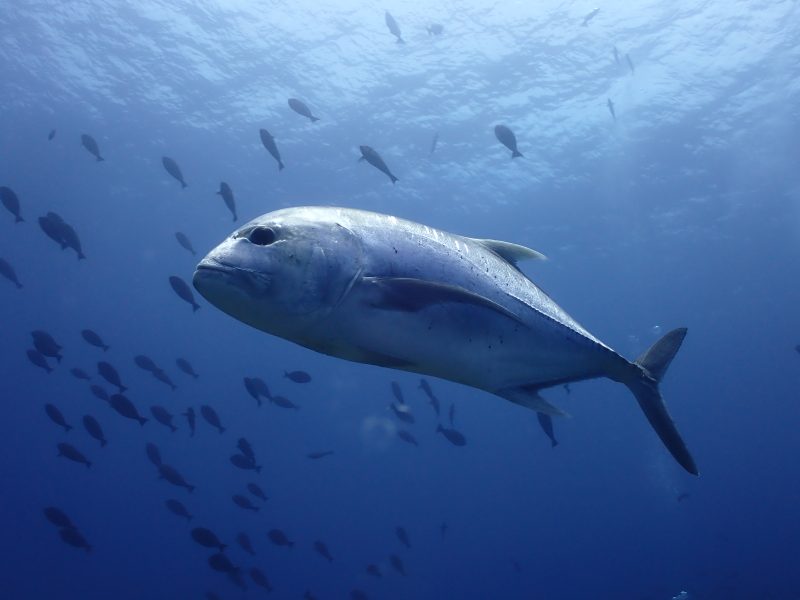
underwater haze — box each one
[1,1,799,599]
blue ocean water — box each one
[1,1,799,598]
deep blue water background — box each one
[1,1,799,599]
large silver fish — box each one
[193,207,697,474]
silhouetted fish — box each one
[208,552,237,573]
[82,415,106,447]
[90,385,109,403]
[98,361,126,392]
[390,402,414,424]
[385,11,404,43]
[607,98,616,121]
[626,53,635,74]
[57,442,91,468]
[1,186,23,223]
[237,437,255,460]
[109,394,147,425]
[259,128,284,171]
[42,212,84,259]
[436,424,466,446]
[243,377,264,406]
[268,528,293,548]
[159,463,195,492]
[247,482,268,502]
[494,125,523,158]
[581,7,600,26]
[192,527,226,551]
[48,129,56,141]
[81,329,108,351]
[134,355,157,372]
[201,405,224,433]
[216,182,237,222]
[230,453,261,473]
[536,412,558,447]
[250,567,272,592]
[359,145,398,183]
[165,498,192,521]
[59,526,92,552]
[44,506,74,529]
[232,494,259,511]
[270,395,299,410]
[419,378,440,416]
[366,564,381,577]
[151,405,177,432]
[391,381,404,404]
[237,532,255,555]
[427,23,444,35]
[395,526,411,548]
[169,275,200,312]
[32,330,62,363]
[70,367,91,381]
[390,554,406,576]
[162,156,187,188]
[145,442,162,467]
[307,450,334,460]
[314,540,333,562]
[288,98,320,123]
[397,430,418,446]
[284,370,311,383]
[45,403,72,432]
[38,213,67,250]
[80,134,104,161]
[176,358,198,379]
[430,131,439,155]
[0,258,22,288]
[27,349,52,374]
[182,406,196,436]
[175,232,196,256]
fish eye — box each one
[248,227,277,246]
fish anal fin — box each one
[497,386,570,417]
[471,239,547,266]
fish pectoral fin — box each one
[497,386,570,417]
[361,276,524,324]
[470,238,547,266]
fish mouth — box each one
[193,257,271,297]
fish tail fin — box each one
[120,385,127,393]
[16,216,23,223]
[192,303,200,312]
[391,175,399,184]
[170,426,177,433]
[256,466,262,473]
[397,37,405,44]
[101,440,107,447]
[97,157,104,162]
[219,427,226,433]
[512,150,523,158]
[102,345,109,351]
[138,417,148,426]
[181,182,187,189]
[16,282,22,289]
[622,327,698,475]
[278,161,285,171]
[188,485,195,493]
[310,116,320,123]
[65,425,73,432]
[86,461,92,468]
[78,252,86,260]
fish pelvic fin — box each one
[621,328,698,475]
[497,387,570,417]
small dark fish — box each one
[494,125,523,158]
[270,395,299,410]
[536,412,558,448]
[581,7,600,26]
[427,23,444,35]
[440,521,448,538]
[216,182,237,221]
[232,494,259,512]
[243,377,263,406]
[395,526,411,548]
[247,482,268,502]
[38,213,67,250]
[430,132,439,156]
[81,329,109,351]
[44,506,74,529]
[1,186,23,223]
[230,453,261,473]
[32,330,62,363]
[59,527,92,552]
[288,98,320,123]
[237,532,255,555]
[237,437,255,460]
[250,567,272,592]
[45,403,72,432]
[625,53,635,74]
[174,232,196,256]
[182,406,196,437]
[390,554,406,576]
[176,358,198,379]
[436,424,466,446]
[134,355,157,372]
[419,378,440,416]
[150,405,177,432]
[385,11,404,43]
[162,156,187,188]
[307,450,334,460]
[391,381,404,404]
[366,564,382,578]
[82,415,106,447]
[192,527,226,551]
[267,528,293,548]
[46,213,84,259]
[109,394,147,426]
[259,128,284,171]
[0,258,22,289]
[80,134,104,161]
[351,590,368,600]
[314,540,333,562]
[250,377,271,401]
[396,430,418,446]
[677,492,690,502]
[284,370,311,383]
[98,361,126,392]
[201,405,224,433]
[448,403,455,426]
[390,402,414,424]
[145,443,162,467]
[158,463,195,493]
[152,369,176,391]
[57,442,91,468]
[613,46,620,65]
[165,498,192,521]
[607,98,616,121]
[169,275,200,312]
[48,129,56,141]
[27,349,52,374]
[90,385,109,403]
[208,552,236,573]
[359,145,398,184]
[70,367,91,381]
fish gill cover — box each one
[0,1,799,599]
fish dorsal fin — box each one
[471,238,547,266]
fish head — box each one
[194,208,363,342]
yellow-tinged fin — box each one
[471,238,547,266]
